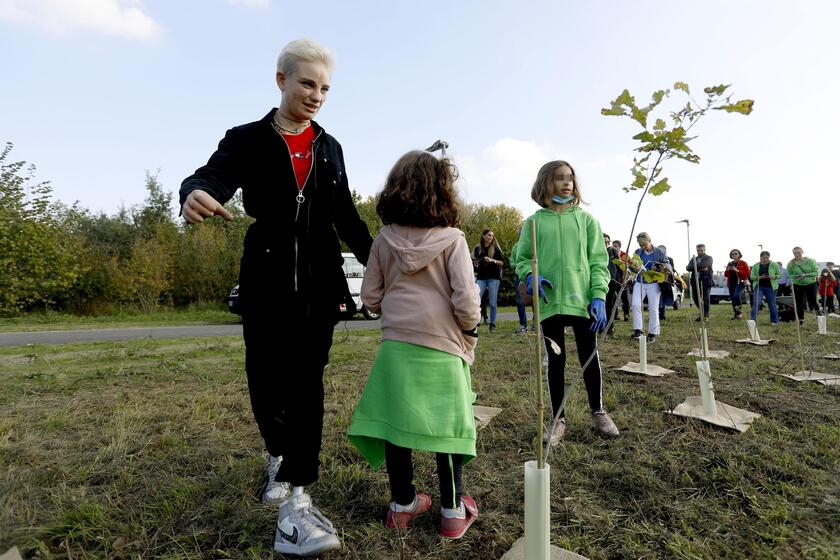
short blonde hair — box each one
[531,160,585,208]
[276,38,335,77]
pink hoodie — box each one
[361,224,481,364]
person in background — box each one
[510,231,530,333]
[777,261,792,297]
[348,150,481,539]
[724,249,751,319]
[828,262,840,311]
[787,246,819,324]
[179,39,372,557]
[657,247,676,322]
[631,233,668,342]
[612,239,631,321]
[686,244,714,321]
[604,233,622,336]
[513,160,618,445]
[473,229,504,333]
[750,251,780,325]
[819,268,837,313]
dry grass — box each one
[1,306,838,559]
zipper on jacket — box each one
[291,128,323,292]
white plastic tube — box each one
[696,360,717,416]
[746,320,758,341]
[701,328,709,355]
[524,460,550,560]
[639,334,647,372]
[818,315,827,335]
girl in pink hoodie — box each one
[348,150,481,539]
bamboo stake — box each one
[530,219,545,470]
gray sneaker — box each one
[542,418,566,446]
[592,411,620,437]
[274,493,340,556]
[262,455,290,504]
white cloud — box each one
[226,0,269,7]
[0,0,162,40]
[455,138,570,216]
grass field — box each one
[0,305,240,332]
[1,306,839,559]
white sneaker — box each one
[262,455,290,504]
[274,493,340,556]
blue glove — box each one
[588,298,607,332]
[526,273,554,303]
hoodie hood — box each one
[379,224,464,274]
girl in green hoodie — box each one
[513,160,619,445]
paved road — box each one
[0,312,526,347]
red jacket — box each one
[819,275,837,296]
[724,260,750,284]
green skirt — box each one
[348,340,476,469]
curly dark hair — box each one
[376,150,462,227]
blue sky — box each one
[2,0,838,270]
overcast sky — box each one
[2,0,838,270]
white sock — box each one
[441,503,465,519]
[292,486,304,496]
[391,495,417,513]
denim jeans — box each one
[476,278,500,325]
[751,285,778,324]
[728,282,744,313]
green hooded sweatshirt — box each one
[513,206,609,321]
[786,257,818,286]
[750,260,780,291]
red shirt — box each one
[724,260,750,285]
[281,126,315,191]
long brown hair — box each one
[376,151,462,227]
[531,160,585,208]
[479,229,499,258]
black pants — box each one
[385,442,463,510]
[820,295,835,313]
[605,281,620,329]
[620,284,630,318]
[793,283,819,320]
[541,314,603,419]
[691,282,711,317]
[242,307,335,487]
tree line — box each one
[1,143,525,317]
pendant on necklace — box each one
[296,192,305,204]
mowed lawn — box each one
[1,307,838,559]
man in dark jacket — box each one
[180,39,372,556]
[686,243,714,320]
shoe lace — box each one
[291,494,336,535]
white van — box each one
[342,252,380,320]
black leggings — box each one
[541,314,604,419]
[385,442,463,510]
[793,283,819,319]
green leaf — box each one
[601,89,635,116]
[714,99,754,115]
[674,81,690,94]
[653,118,666,131]
[632,131,656,142]
[703,83,730,96]
[650,178,671,195]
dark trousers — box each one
[541,314,603,419]
[385,442,463,510]
[606,281,620,329]
[620,284,630,318]
[793,283,819,320]
[242,308,335,487]
[691,281,711,317]
[820,295,835,313]
[728,282,744,314]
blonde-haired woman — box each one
[180,38,372,556]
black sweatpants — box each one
[793,282,819,320]
[541,314,604,419]
[605,281,620,329]
[691,281,711,317]
[242,306,335,487]
[385,442,463,510]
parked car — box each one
[707,271,749,304]
[225,253,380,320]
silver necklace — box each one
[272,112,309,135]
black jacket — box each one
[180,109,372,317]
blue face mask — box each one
[552,194,575,204]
